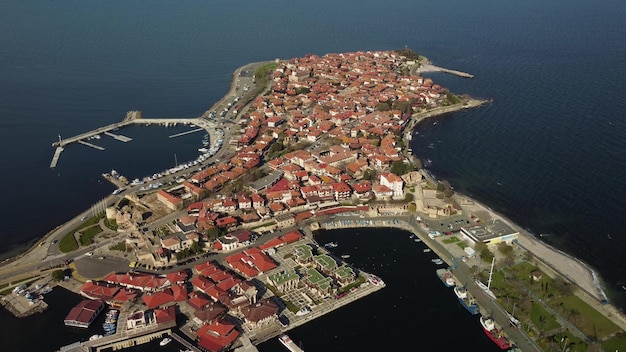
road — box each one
[0,61,267,285]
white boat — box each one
[368,274,385,287]
[476,257,497,299]
[324,242,338,248]
[480,315,496,331]
[89,334,103,341]
[436,268,455,287]
[278,334,304,352]
[159,337,172,346]
[340,254,350,259]
[295,306,311,316]
[423,248,432,253]
[198,147,209,153]
[475,279,497,299]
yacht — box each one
[160,337,172,346]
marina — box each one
[49,111,220,169]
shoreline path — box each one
[455,195,626,330]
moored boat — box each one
[278,334,304,352]
[159,337,172,346]
[368,274,385,287]
[480,316,511,350]
[324,242,338,248]
[295,306,312,316]
[453,286,480,315]
[436,268,455,287]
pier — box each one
[104,131,132,142]
[50,147,64,168]
[57,323,175,352]
[50,111,220,168]
[415,63,474,78]
[77,140,105,151]
[169,127,205,139]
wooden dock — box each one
[77,140,105,151]
[104,131,132,142]
[50,147,64,168]
[169,127,204,139]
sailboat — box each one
[475,257,497,299]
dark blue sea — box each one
[1,0,625,350]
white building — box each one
[379,172,404,199]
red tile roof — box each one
[197,319,240,352]
[142,289,174,309]
[281,230,303,243]
[258,238,284,250]
[79,281,120,302]
[154,306,176,324]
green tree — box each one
[363,168,377,181]
[480,248,494,263]
[205,226,221,240]
[390,160,409,176]
[51,269,65,281]
[497,242,514,257]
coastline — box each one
[468,197,626,330]
[1,53,625,351]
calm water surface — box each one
[1,0,625,350]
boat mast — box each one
[487,257,495,291]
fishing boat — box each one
[453,286,480,315]
[436,268,455,287]
[480,316,511,350]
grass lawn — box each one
[104,218,117,231]
[442,236,460,244]
[58,232,79,253]
[601,333,626,352]
[79,225,103,246]
[553,295,621,340]
[531,302,560,332]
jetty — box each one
[49,111,219,168]
[50,147,64,168]
[104,131,132,142]
[77,140,105,151]
[414,63,474,78]
[169,127,204,139]
[57,324,175,352]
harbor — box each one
[49,111,219,169]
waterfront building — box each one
[305,268,334,297]
[79,281,120,302]
[266,268,299,293]
[459,220,519,246]
[333,265,357,286]
[240,298,279,330]
[197,319,240,352]
[63,299,104,328]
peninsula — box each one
[1,50,625,352]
